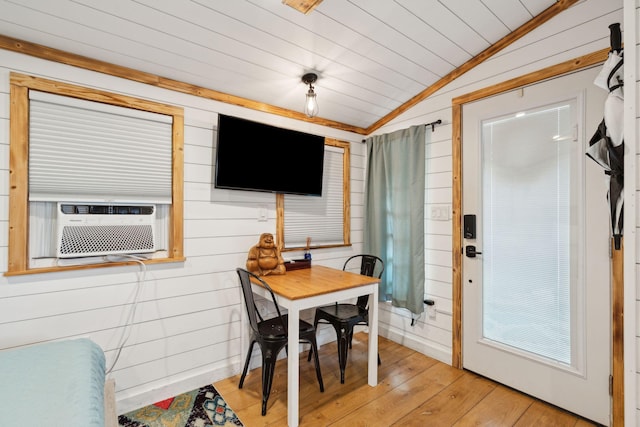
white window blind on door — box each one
[28,90,173,204]
[481,102,576,364]
[283,145,344,248]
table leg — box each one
[368,287,378,386]
[287,305,300,427]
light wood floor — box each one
[214,333,601,426]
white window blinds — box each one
[28,90,173,204]
[481,102,575,364]
[283,145,345,248]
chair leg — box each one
[261,349,278,416]
[351,322,380,365]
[336,326,350,384]
[346,328,381,365]
[309,339,324,392]
[239,341,255,389]
[307,313,320,362]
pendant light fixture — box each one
[302,73,319,118]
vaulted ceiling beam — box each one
[365,0,580,134]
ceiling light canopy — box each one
[302,72,319,118]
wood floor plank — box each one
[334,361,465,426]
[318,355,443,417]
[274,337,436,425]
[214,333,600,426]
[391,372,497,426]
[452,384,534,426]
[514,400,597,427]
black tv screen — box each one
[215,114,325,196]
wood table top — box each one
[252,265,379,300]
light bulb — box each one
[304,88,319,118]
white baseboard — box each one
[114,363,239,415]
[316,323,452,365]
[379,326,452,365]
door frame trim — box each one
[450,47,622,423]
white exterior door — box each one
[462,67,610,425]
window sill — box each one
[4,256,186,276]
[281,243,351,252]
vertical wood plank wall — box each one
[0,0,625,417]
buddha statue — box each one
[246,232,286,276]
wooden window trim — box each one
[276,138,351,251]
[6,73,185,275]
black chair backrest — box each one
[342,254,384,309]
[236,268,287,334]
[343,254,384,278]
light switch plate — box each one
[430,205,450,221]
[258,206,268,222]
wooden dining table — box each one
[250,264,380,427]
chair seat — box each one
[308,254,384,384]
[237,268,324,416]
[315,303,368,323]
[258,315,316,338]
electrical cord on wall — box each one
[105,254,147,376]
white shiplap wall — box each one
[371,0,624,371]
[0,49,364,414]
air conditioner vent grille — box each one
[56,203,157,258]
[59,224,155,257]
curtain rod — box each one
[361,119,442,143]
[426,119,442,131]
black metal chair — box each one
[308,254,384,383]
[236,268,324,416]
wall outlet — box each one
[427,304,436,318]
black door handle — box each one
[465,245,482,258]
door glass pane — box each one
[481,101,577,365]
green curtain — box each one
[364,125,426,317]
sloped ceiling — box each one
[0,0,573,134]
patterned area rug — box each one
[118,384,243,427]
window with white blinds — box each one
[9,73,184,274]
[28,90,173,204]
[282,144,347,248]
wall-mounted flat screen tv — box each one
[215,114,325,196]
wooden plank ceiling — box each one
[0,0,565,133]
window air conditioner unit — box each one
[56,203,156,258]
